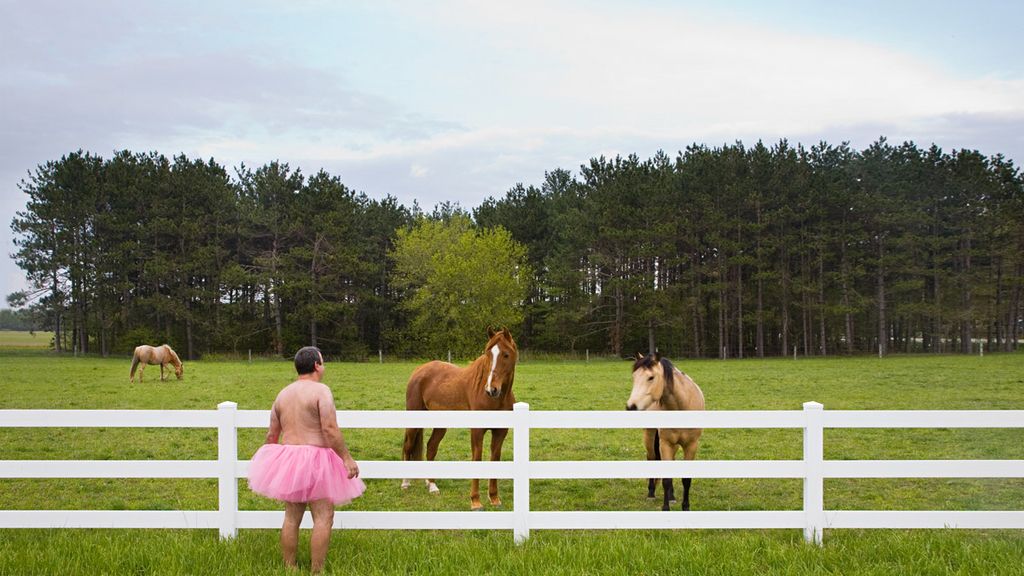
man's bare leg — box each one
[307,496,335,569]
[309,499,335,573]
[282,502,306,570]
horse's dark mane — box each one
[659,358,675,391]
[631,354,656,372]
[632,354,676,397]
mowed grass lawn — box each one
[1,347,1023,574]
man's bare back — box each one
[271,380,337,447]
[264,376,358,479]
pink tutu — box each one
[248,444,366,505]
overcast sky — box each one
[3,0,1023,301]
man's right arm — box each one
[318,387,359,479]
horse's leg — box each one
[644,428,660,499]
[425,428,447,494]
[680,436,700,511]
[660,440,679,511]
[160,362,166,381]
[138,363,146,383]
[401,428,423,490]
[487,428,508,506]
[469,428,486,510]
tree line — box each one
[9,138,1024,359]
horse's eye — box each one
[503,353,509,359]
[647,376,654,382]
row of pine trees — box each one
[11,138,1024,359]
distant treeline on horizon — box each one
[9,137,1023,359]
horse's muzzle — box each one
[486,388,500,398]
[626,404,637,411]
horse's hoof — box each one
[681,504,690,511]
[661,505,670,512]
[471,502,484,511]
[647,494,656,500]
[428,483,440,494]
[400,480,410,490]
[490,497,502,507]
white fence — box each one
[2,401,1024,545]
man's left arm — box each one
[264,402,281,444]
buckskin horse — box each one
[401,328,518,510]
[627,352,705,511]
[129,344,184,383]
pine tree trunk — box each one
[818,252,827,356]
[692,252,702,357]
[933,256,942,353]
[613,279,623,358]
[648,318,655,354]
[718,270,726,359]
[960,236,972,354]
[737,261,744,359]
[801,251,810,356]
[877,239,887,356]
[755,200,764,357]
[1012,261,1022,351]
[781,249,790,356]
[100,308,108,357]
[274,287,284,357]
[186,315,194,361]
[756,273,764,358]
[52,269,62,353]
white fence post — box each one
[803,401,824,545]
[513,402,530,544]
[218,401,239,539]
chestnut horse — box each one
[401,328,518,510]
[626,352,705,511]
[129,344,183,383]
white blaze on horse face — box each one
[485,344,500,396]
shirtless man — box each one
[248,346,364,573]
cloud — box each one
[403,1,1024,138]
[410,163,429,178]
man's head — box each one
[294,346,324,378]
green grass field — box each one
[1,348,1023,574]
[0,330,54,348]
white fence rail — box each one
[2,401,1024,544]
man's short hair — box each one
[294,346,323,375]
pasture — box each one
[1,349,1023,574]
[0,330,53,348]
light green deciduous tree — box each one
[391,215,531,357]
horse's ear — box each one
[653,350,661,362]
[635,352,644,361]
[487,326,496,338]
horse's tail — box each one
[403,428,424,462]
[129,350,141,382]
[403,370,427,461]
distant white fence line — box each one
[2,402,1024,545]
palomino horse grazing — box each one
[129,344,184,383]
[626,352,705,511]
[402,328,518,510]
